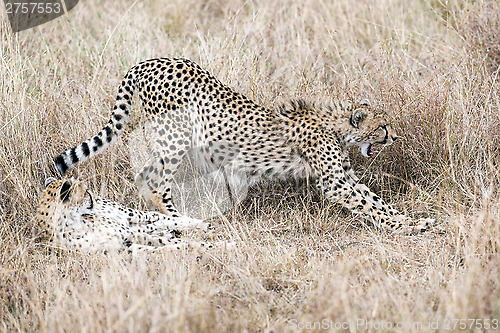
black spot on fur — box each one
[104,126,112,137]
[93,136,103,150]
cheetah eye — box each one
[350,109,367,128]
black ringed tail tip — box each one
[54,155,68,176]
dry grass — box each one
[1,0,500,332]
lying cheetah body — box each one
[35,177,211,252]
[54,57,434,233]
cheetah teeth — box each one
[369,146,378,155]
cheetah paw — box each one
[408,217,436,234]
[174,215,211,231]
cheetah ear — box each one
[60,180,72,202]
[350,108,367,128]
[358,99,370,107]
[44,177,57,188]
[86,190,94,209]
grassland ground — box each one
[1,0,499,332]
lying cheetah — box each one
[54,57,434,233]
[35,177,211,252]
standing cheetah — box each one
[54,57,434,233]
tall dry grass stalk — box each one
[1,0,499,332]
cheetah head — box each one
[344,100,398,157]
[44,177,89,205]
[37,178,92,220]
[36,177,92,240]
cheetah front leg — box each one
[125,238,214,253]
[342,161,435,232]
[124,207,210,231]
[93,198,209,231]
[317,170,432,234]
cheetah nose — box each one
[392,135,398,141]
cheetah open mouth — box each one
[360,143,379,157]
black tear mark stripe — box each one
[60,181,72,202]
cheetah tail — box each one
[54,68,137,176]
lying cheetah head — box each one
[36,177,90,239]
[41,177,89,208]
[343,100,398,157]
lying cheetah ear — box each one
[358,99,370,107]
[44,177,57,188]
[60,180,72,202]
[350,108,367,128]
[86,190,94,209]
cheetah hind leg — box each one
[135,155,209,230]
[135,108,210,228]
[135,155,177,214]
